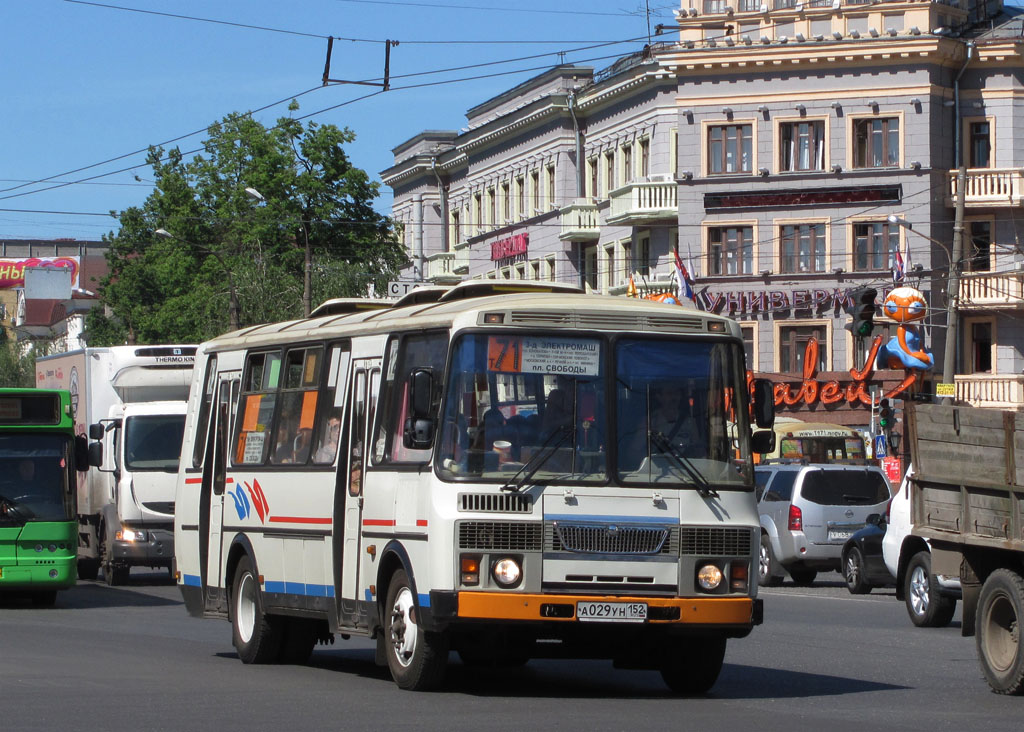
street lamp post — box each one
[887,215,958,398]
[155,228,240,332]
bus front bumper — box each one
[425,591,762,631]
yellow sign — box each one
[935,383,956,397]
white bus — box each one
[174,281,776,692]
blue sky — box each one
[2,0,673,241]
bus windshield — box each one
[437,333,752,488]
[124,415,186,472]
[0,434,73,523]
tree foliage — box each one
[88,104,405,344]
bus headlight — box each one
[492,557,522,587]
[697,564,723,591]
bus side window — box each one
[377,332,447,464]
[347,369,367,497]
[234,351,282,465]
[192,356,217,469]
[312,344,350,466]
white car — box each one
[881,466,961,627]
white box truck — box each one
[35,345,195,584]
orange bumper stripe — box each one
[457,592,755,624]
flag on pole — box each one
[892,246,905,284]
[674,248,696,303]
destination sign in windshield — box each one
[487,336,600,376]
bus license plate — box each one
[576,601,647,622]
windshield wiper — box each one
[501,424,573,493]
[648,431,718,499]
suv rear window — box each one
[800,470,889,506]
[757,470,797,502]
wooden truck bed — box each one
[908,403,1024,553]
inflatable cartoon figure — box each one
[875,286,934,372]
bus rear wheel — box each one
[660,635,727,695]
[977,569,1024,695]
[384,569,449,690]
[231,555,282,664]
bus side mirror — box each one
[88,441,104,468]
[88,423,104,440]
[752,379,775,429]
[751,430,775,454]
[404,368,435,450]
[75,435,90,473]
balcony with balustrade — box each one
[426,251,461,284]
[947,169,1024,208]
[559,199,600,241]
[453,239,471,274]
[959,270,1024,310]
[606,179,678,225]
[955,373,1024,411]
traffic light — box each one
[879,398,893,431]
[844,286,878,337]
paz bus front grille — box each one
[547,522,675,555]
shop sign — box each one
[491,233,528,263]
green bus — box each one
[0,388,88,606]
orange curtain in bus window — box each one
[237,394,264,463]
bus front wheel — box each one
[383,569,449,690]
[660,635,726,695]
[231,555,282,664]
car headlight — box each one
[697,564,723,591]
[116,528,148,542]
[492,557,522,587]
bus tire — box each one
[231,555,282,664]
[976,569,1024,695]
[31,590,58,607]
[660,635,726,695]
[278,618,317,665]
[905,551,955,628]
[383,569,449,690]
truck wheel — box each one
[843,547,873,595]
[77,559,100,581]
[383,569,449,690]
[758,534,783,587]
[660,635,727,695]
[976,569,1024,695]
[231,555,282,664]
[905,551,956,628]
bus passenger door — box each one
[340,361,378,617]
[203,375,236,609]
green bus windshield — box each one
[0,434,74,524]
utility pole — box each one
[943,165,966,397]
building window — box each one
[474,194,482,234]
[966,318,994,373]
[451,210,460,247]
[622,144,633,185]
[967,220,992,272]
[581,244,598,291]
[546,256,556,282]
[969,121,991,168]
[780,121,826,172]
[531,260,541,280]
[740,324,756,370]
[516,176,525,219]
[779,324,827,374]
[780,223,826,273]
[588,158,599,199]
[488,188,496,228]
[605,244,616,290]
[774,21,794,40]
[708,226,754,276]
[883,12,904,32]
[853,221,899,271]
[810,18,832,36]
[853,117,900,168]
[531,170,540,213]
[634,234,651,277]
[708,124,753,174]
[502,182,511,224]
[639,138,650,178]
[546,165,556,209]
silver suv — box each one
[756,463,892,586]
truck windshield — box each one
[0,434,73,523]
[437,333,753,489]
[124,415,186,472]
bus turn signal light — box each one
[461,555,481,585]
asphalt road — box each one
[1,571,1020,732]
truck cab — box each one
[91,400,187,584]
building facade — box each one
[382,0,1024,426]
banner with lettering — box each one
[0,257,80,289]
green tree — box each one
[88,104,405,344]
